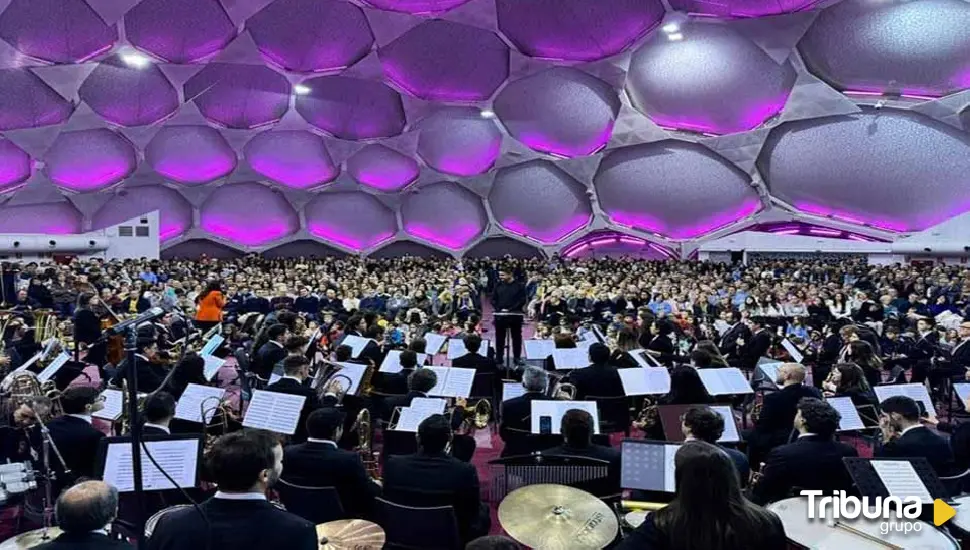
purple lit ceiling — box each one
[0,0,967,257]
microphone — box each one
[107,307,166,335]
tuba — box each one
[352,408,379,479]
[2,370,63,419]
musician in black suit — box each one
[73,293,105,363]
[451,334,495,373]
[876,395,956,476]
[718,310,750,364]
[910,317,940,384]
[383,414,489,544]
[682,406,749,484]
[568,343,623,400]
[491,268,527,365]
[282,408,381,519]
[740,317,772,372]
[146,431,317,550]
[499,367,551,457]
[46,387,106,482]
[142,392,176,435]
[110,337,167,393]
[35,481,133,550]
[383,368,438,419]
[265,355,320,444]
[373,349,417,396]
[356,324,385,368]
[254,323,288,380]
[544,409,621,495]
[749,398,858,505]
[746,363,821,464]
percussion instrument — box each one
[623,510,648,529]
[498,484,618,549]
[0,527,62,549]
[946,495,970,537]
[316,519,385,550]
[0,462,37,505]
[144,504,195,537]
[767,497,958,549]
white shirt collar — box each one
[282,375,302,383]
[135,354,150,362]
[307,438,338,448]
[214,491,266,501]
[900,424,924,437]
[797,432,818,439]
[270,340,284,349]
[68,414,93,424]
[143,423,170,434]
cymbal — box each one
[499,484,618,550]
[0,527,63,549]
[316,519,385,550]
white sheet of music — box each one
[379,350,429,373]
[93,389,124,421]
[394,407,435,433]
[697,368,753,395]
[874,383,935,416]
[268,372,282,385]
[446,339,490,359]
[756,361,782,385]
[203,355,226,381]
[409,397,447,416]
[619,367,671,396]
[712,406,740,443]
[780,339,804,363]
[341,335,372,359]
[327,362,368,395]
[103,438,200,492]
[423,333,447,355]
[663,444,680,492]
[242,390,307,435]
[502,382,527,402]
[37,351,70,383]
[524,339,556,360]
[826,396,865,431]
[871,460,933,504]
[424,367,475,398]
[175,384,226,424]
[629,350,662,369]
[552,348,588,370]
[954,383,970,404]
[530,400,600,434]
[200,334,224,357]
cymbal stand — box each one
[36,415,70,541]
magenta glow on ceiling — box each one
[200,182,299,246]
[347,144,419,192]
[244,130,338,189]
[45,129,137,192]
[145,126,237,185]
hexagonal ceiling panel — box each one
[627,22,795,135]
[761,109,970,232]
[495,67,619,157]
[295,75,406,140]
[359,0,472,15]
[415,107,502,176]
[244,130,337,189]
[800,0,970,97]
[0,0,115,64]
[0,202,82,234]
[0,69,72,130]
[667,0,825,18]
[185,64,291,129]
[124,0,235,63]
[45,129,137,192]
[0,139,31,191]
[200,182,298,246]
[78,55,179,127]
[92,186,192,241]
[496,0,664,61]
[145,126,237,185]
[490,160,592,243]
[247,0,374,73]
[305,192,397,250]
[347,144,419,192]
[595,141,762,238]
[401,182,487,249]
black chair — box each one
[376,497,460,550]
[275,480,345,524]
[939,468,970,497]
[500,426,560,458]
[469,372,496,401]
[588,395,632,435]
[382,429,418,462]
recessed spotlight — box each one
[667,33,684,41]
[293,84,311,95]
[479,110,496,119]
[662,22,680,33]
[119,48,151,69]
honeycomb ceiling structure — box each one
[0,0,967,258]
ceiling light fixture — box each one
[293,84,312,95]
[667,32,684,41]
[479,109,496,119]
[119,48,151,69]
[662,22,680,33]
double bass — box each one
[100,304,124,365]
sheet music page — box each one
[423,333,447,355]
[827,396,866,431]
[524,339,556,360]
[303,328,320,354]
[619,367,671,396]
[780,339,804,363]
[441,367,475,398]
[530,400,600,434]
[871,460,934,504]
[663,444,680,492]
[874,384,935,416]
[242,390,307,435]
[502,382,527,402]
[756,361,782,386]
[202,355,226,381]
[954,383,970,404]
[552,348,588,370]
[409,397,447,416]
[711,406,740,442]
[327,362,367,395]
[93,389,124,421]
[424,366,451,397]
[379,350,428,373]
[37,351,70,383]
[103,439,200,492]
[697,368,753,395]
[341,335,371,358]
[200,334,224,357]
[394,407,434,433]
[446,339,490,359]
[268,372,282,385]
[175,384,227,424]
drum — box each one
[144,504,195,538]
[947,495,970,537]
[0,527,62,549]
[767,497,959,550]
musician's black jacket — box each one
[718,323,751,358]
[34,532,134,550]
[282,440,380,519]
[753,383,822,435]
[569,362,624,400]
[749,434,858,505]
[254,340,286,379]
[46,415,105,480]
[110,355,167,393]
[265,377,321,444]
[491,280,527,313]
[876,425,956,476]
[73,308,102,344]
[499,391,551,457]
[451,351,496,374]
[741,329,773,371]
[145,497,317,550]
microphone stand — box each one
[35,414,69,542]
[123,325,147,549]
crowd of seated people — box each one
[2,255,970,548]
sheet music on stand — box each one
[871,460,934,504]
[323,362,368,395]
[954,383,970,404]
[524,339,556,360]
[502,382,527,402]
[697,368,753,395]
[242,390,307,435]
[101,436,202,492]
[175,384,227,424]
[711,406,740,442]
[827,396,866,432]
[379,350,429,373]
[530,400,600,434]
[409,397,447,416]
[423,333,447,356]
[36,351,70,383]
[203,355,226,381]
[340,335,372,359]
[424,366,475,398]
[393,407,437,433]
[780,339,804,363]
[446,338,491,360]
[93,389,124,421]
[552,348,588,370]
[874,383,935,416]
[629,350,662,369]
[618,367,671,396]
[200,334,224,357]
[754,359,782,389]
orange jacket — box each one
[196,291,226,322]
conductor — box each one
[491,268,526,367]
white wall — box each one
[0,211,159,262]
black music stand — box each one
[843,457,949,502]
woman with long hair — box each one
[611,327,641,369]
[823,362,876,406]
[617,441,787,550]
[694,340,729,369]
[661,366,713,406]
[194,279,225,333]
[846,339,883,389]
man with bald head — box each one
[746,363,822,464]
[36,480,133,549]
